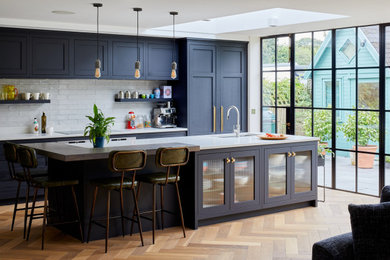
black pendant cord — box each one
[96,5,99,60]
[172,13,175,62]
[136,9,139,61]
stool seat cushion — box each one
[15,170,48,181]
[31,176,79,188]
[91,177,137,190]
[138,172,179,184]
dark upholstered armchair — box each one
[312,186,390,260]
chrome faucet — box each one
[227,105,240,137]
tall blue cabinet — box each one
[174,39,247,136]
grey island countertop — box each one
[22,132,319,162]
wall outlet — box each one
[251,108,256,114]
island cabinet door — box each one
[230,150,260,211]
[291,145,317,199]
[264,147,292,205]
[198,152,230,219]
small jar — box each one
[136,116,144,128]
[144,115,151,128]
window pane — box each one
[387,113,390,154]
[386,156,390,186]
[358,26,379,68]
[313,70,332,108]
[277,37,290,70]
[295,109,311,136]
[386,27,390,66]
[336,28,356,68]
[314,30,332,69]
[276,71,290,106]
[357,160,379,196]
[263,72,275,106]
[358,68,379,110]
[277,108,287,134]
[262,38,275,71]
[318,153,332,188]
[314,109,332,146]
[295,71,312,107]
[295,32,312,70]
[337,110,356,150]
[336,69,356,109]
[336,151,356,192]
[262,108,275,133]
[386,69,390,110]
[358,111,379,149]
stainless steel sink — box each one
[217,133,258,138]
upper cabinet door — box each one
[74,39,108,78]
[31,37,69,76]
[112,40,144,79]
[218,45,247,133]
[145,40,177,80]
[0,35,27,76]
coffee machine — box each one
[153,102,177,128]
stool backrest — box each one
[3,142,19,180]
[16,146,38,183]
[108,150,147,173]
[155,147,189,167]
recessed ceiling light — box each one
[51,10,75,15]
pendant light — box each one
[170,11,178,79]
[133,8,142,79]
[93,3,102,78]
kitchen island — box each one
[21,133,318,240]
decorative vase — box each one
[350,145,378,168]
[94,136,105,148]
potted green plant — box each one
[340,110,379,168]
[84,104,115,148]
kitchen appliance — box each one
[153,102,177,128]
[127,111,136,129]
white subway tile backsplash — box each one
[0,79,167,134]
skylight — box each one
[147,8,347,35]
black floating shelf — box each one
[115,98,173,103]
[0,99,51,104]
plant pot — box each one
[318,142,328,156]
[318,155,325,167]
[350,145,377,169]
[93,136,105,148]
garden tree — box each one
[303,109,332,143]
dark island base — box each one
[47,156,183,242]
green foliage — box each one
[340,110,379,146]
[303,109,332,143]
[84,104,115,144]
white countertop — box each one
[0,127,188,141]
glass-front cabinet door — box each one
[231,150,260,210]
[198,152,230,218]
[264,147,291,204]
[291,146,316,199]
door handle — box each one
[226,158,231,164]
[221,106,223,132]
[213,106,216,133]
[231,157,235,163]
[287,152,292,157]
[292,152,296,157]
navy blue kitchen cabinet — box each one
[74,39,108,77]
[145,39,178,80]
[112,40,144,79]
[0,34,27,76]
[31,36,69,76]
[174,39,247,135]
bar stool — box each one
[87,150,146,253]
[17,146,83,250]
[133,147,189,244]
[3,142,46,238]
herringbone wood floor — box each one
[0,189,378,260]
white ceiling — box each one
[1,0,390,40]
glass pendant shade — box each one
[95,59,101,78]
[171,61,177,79]
[134,60,141,79]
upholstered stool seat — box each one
[137,172,179,184]
[90,177,137,190]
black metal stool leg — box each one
[41,187,48,250]
[23,184,30,239]
[132,188,144,246]
[26,187,38,241]
[87,186,98,243]
[120,187,125,237]
[160,185,164,230]
[130,182,141,236]
[175,182,186,238]
[105,190,111,253]
[152,183,156,244]
[71,186,84,242]
[11,180,21,231]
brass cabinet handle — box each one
[292,152,296,157]
[213,106,216,133]
[221,106,224,132]
[287,152,292,157]
[231,157,235,163]
[226,158,231,164]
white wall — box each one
[247,36,261,132]
[0,79,166,134]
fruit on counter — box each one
[265,133,285,138]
